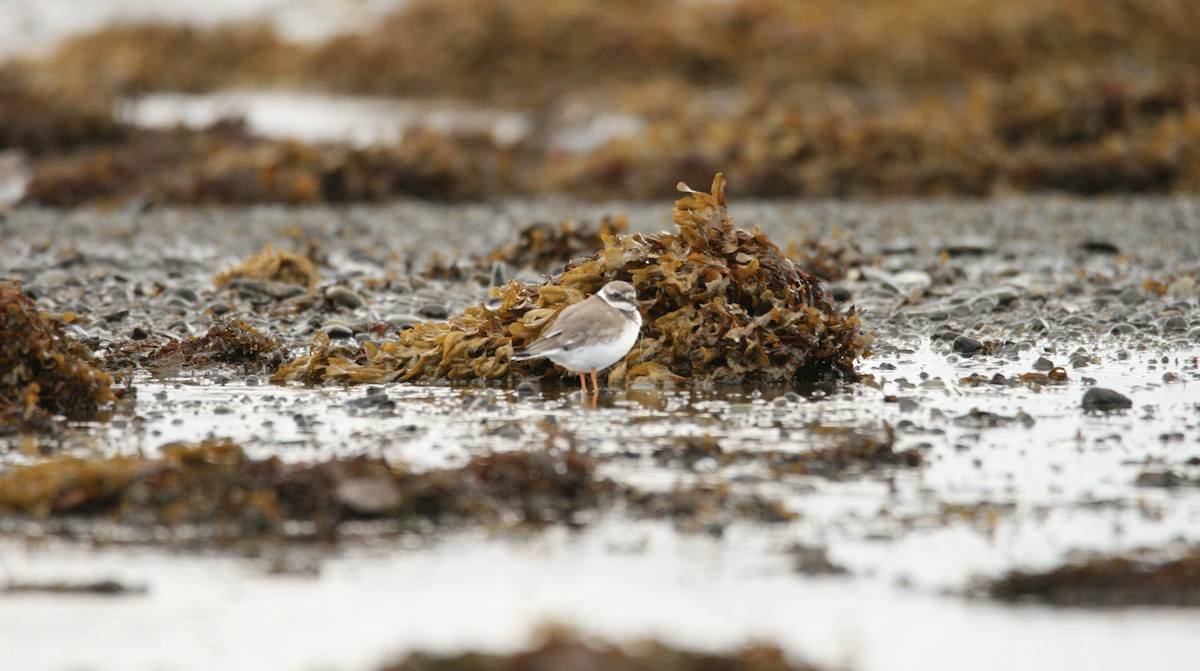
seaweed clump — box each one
[276,174,869,386]
[986,547,1200,607]
[383,627,825,671]
[105,319,290,375]
[0,281,115,424]
[425,216,630,281]
[214,244,321,293]
[0,440,614,540]
[652,425,919,480]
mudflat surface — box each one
[1,195,1199,671]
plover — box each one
[512,280,642,393]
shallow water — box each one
[2,197,1200,670]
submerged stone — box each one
[1082,387,1133,412]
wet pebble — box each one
[1109,322,1137,336]
[1032,356,1055,371]
[952,335,983,355]
[1118,288,1144,306]
[462,391,499,411]
[975,286,1020,308]
[515,380,540,397]
[131,326,150,340]
[322,322,354,339]
[345,386,394,409]
[940,238,994,257]
[1156,315,1188,333]
[324,285,364,309]
[1082,387,1132,412]
[1080,239,1121,255]
[828,286,852,302]
[172,287,200,303]
[385,313,426,329]
[103,309,129,323]
[417,302,450,319]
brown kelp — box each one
[214,244,321,292]
[0,280,115,424]
[275,174,868,386]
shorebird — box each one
[512,280,642,393]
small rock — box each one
[385,313,425,329]
[1082,387,1132,412]
[131,326,150,340]
[1080,240,1121,255]
[1109,322,1137,336]
[828,286,852,302]
[417,302,450,319]
[323,323,354,339]
[335,477,402,515]
[103,309,129,323]
[172,287,200,303]
[939,238,994,257]
[324,285,364,309]
[1157,315,1188,333]
[952,335,983,355]
[1032,356,1055,371]
[345,387,394,409]
[1118,288,1144,306]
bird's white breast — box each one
[548,315,641,373]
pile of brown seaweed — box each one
[0,440,614,540]
[383,628,825,671]
[275,175,868,386]
[103,319,290,375]
[0,281,115,424]
[986,546,1200,607]
[214,244,321,292]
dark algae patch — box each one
[651,425,920,479]
[0,280,115,425]
[275,175,868,386]
[987,547,1200,607]
[0,439,617,540]
[4,579,146,596]
[105,318,290,375]
[426,216,631,281]
[382,628,826,671]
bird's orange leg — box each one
[590,369,599,394]
[579,373,588,394]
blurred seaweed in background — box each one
[2,0,1198,204]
